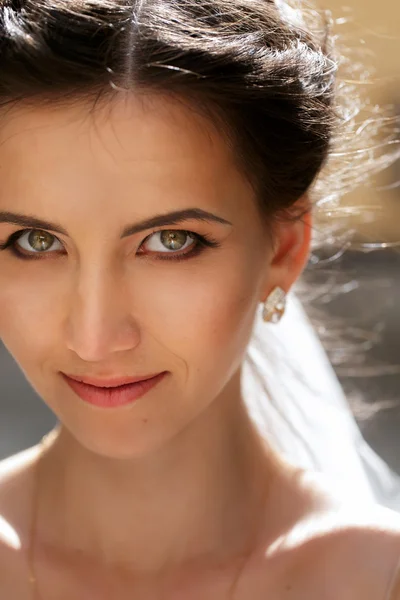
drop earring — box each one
[262,286,287,324]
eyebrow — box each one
[0,208,233,237]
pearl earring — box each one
[262,286,287,324]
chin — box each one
[36,375,189,460]
[56,414,184,461]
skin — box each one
[0,92,399,599]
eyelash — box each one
[0,229,221,263]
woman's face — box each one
[0,94,307,458]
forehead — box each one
[0,93,258,229]
[0,94,238,183]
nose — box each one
[64,263,140,363]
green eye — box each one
[144,230,195,254]
[25,230,59,252]
[0,227,221,263]
[160,230,189,250]
[137,229,221,262]
[0,228,65,260]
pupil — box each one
[161,231,187,250]
[29,231,52,252]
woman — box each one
[0,0,399,598]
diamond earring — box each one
[262,286,287,324]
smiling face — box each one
[0,93,305,459]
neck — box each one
[37,371,277,573]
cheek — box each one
[0,266,63,364]
[0,247,266,383]
[136,255,264,377]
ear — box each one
[261,198,312,300]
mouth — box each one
[62,373,164,388]
[61,371,168,409]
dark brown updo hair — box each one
[0,0,339,225]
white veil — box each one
[242,293,400,512]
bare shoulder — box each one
[306,503,400,600]
[286,471,400,600]
[298,468,400,597]
[244,467,400,599]
[0,446,41,594]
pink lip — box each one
[61,372,167,409]
[63,373,163,387]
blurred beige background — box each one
[328,0,400,243]
[304,0,400,476]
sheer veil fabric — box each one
[242,294,400,512]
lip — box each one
[63,373,163,387]
[61,371,168,409]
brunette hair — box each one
[0,0,339,222]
